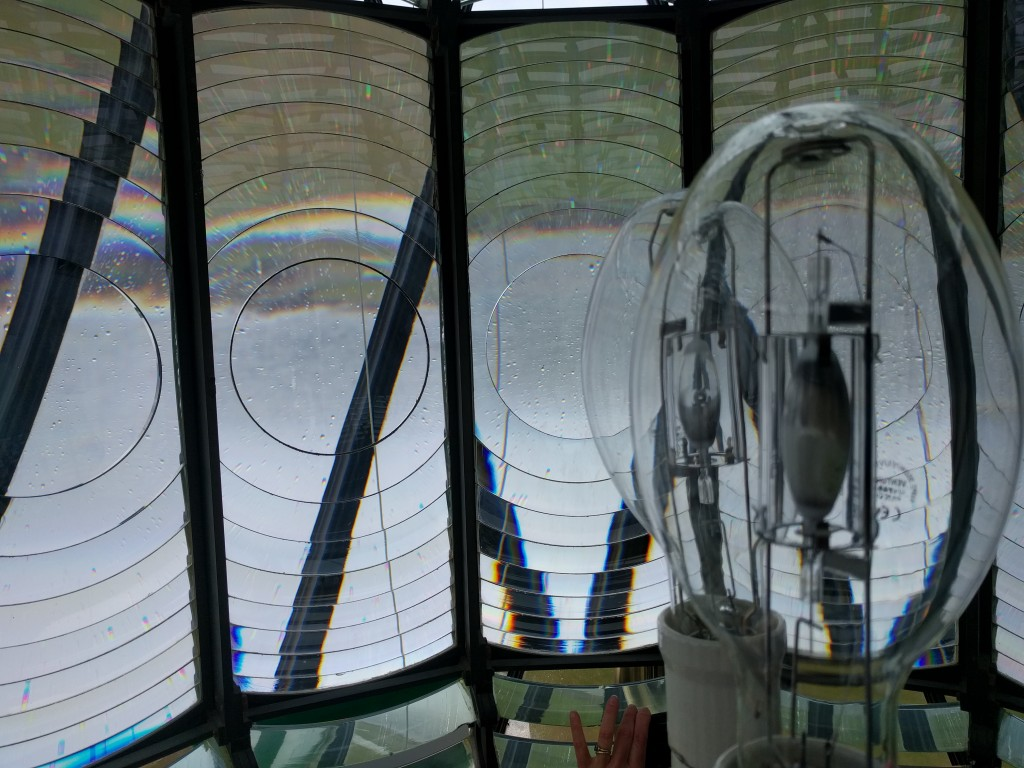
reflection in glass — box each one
[462,22,679,652]
[196,9,451,693]
[0,2,197,766]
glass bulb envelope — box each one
[629,103,1023,767]
[583,190,685,520]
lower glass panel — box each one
[251,680,475,767]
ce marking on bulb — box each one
[875,458,919,522]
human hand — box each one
[569,694,651,768]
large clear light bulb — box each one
[582,191,685,521]
[630,104,1023,768]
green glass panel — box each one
[714,57,963,123]
[199,102,431,164]
[464,86,677,138]
[713,1,964,49]
[466,140,680,212]
[464,111,680,173]
[714,30,962,100]
[493,686,963,764]
[251,682,474,767]
[192,7,428,57]
[493,675,665,726]
[198,74,428,127]
[195,27,426,83]
[0,27,116,93]
[1000,710,1024,767]
[463,37,676,85]
[463,60,679,110]
[495,737,576,768]
[461,20,674,61]
[712,2,965,179]
[780,693,968,753]
[23,0,144,50]
[195,49,429,105]
[202,133,430,202]
[0,1,136,68]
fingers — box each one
[595,695,620,759]
[569,696,649,768]
[629,707,652,768]
[569,710,591,768]
[611,705,637,767]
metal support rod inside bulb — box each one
[761,133,878,768]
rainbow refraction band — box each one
[194,8,452,693]
[462,22,680,653]
[0,2,198,766]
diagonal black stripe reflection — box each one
[0,23,154,512]
[274,170,437,690]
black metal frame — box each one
[75,1,1021,767]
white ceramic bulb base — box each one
[658,607,738,768]
[659,605,786,768]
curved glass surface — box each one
[780,693,967,755]
[1000,709,1024,768]
[999,0,1024,688]
[493,674,665,726]
[251,680,474,767]
[195,9,451,693]
[712,0,966,175]
[0,2,198,766]
[462,21,678,653]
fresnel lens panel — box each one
[713,0,966,176]
[0,1,198,766]
[998,0,1024,688]
[194,8,450,693]
[461,21,680,653]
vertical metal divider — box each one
[680,1,712,188]
[430,1,499,766]
[155,2,257,765]
[961,1,1010,766]
[685,0,778,188]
